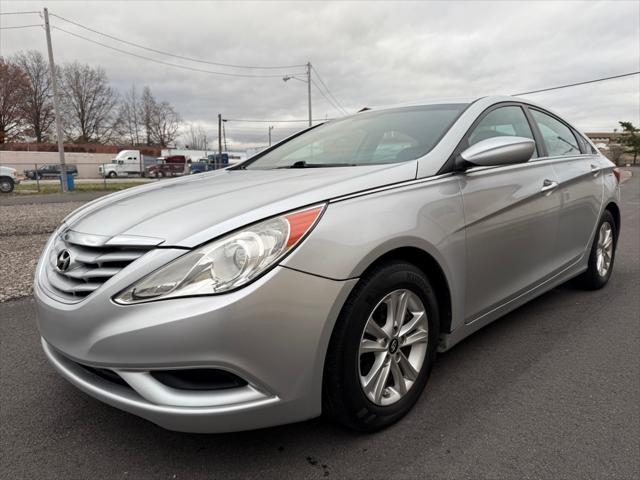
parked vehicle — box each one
[34,96,621,433]
[145,155,188,177]
[190,153,229,174]
[98,150,155,177]
[0,166,20,193]
[24,164,78,180]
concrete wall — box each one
[0,151,115,179]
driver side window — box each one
[468,106,537,159]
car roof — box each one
[361,95,550,111]
[353,95,575,127]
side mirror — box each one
[459,136,535,168]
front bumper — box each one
[35,265,356,432]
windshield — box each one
[242,104,467,170]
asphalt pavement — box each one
[1,174,638,479]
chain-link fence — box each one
[1,160,229,194]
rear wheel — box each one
[576,210,617,289]
[323,261,439,432]
[0,176,14,193]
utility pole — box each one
[268,125,274,146]
[43,8,67,192]
[222,119,228,152]
[218,114,222,162]
[283,61,312,127]
[306,61,312,127]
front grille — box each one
[44,230,154,302]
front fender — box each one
[282,175,467,327]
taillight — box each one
[613,168,621,183]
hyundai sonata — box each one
[35,96,621,432]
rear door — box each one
[527,108,603,268]
[458,104,562,322]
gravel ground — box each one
[0,202,85,302]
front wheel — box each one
[575,210,617,289]
[107,171,117,178]
[0,176,14,193]
[323,261,440,432]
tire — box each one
[107,171,117,178]
[575,210,617,290]
[0,176,14,193]
[323,261,440,432]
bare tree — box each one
[187,123,208,150]
[58,62,119,143]
[12,50,54,143]
[140,85,155,145]
[148,100,181,147]
[118,83,142,145]
[0,58,29,143]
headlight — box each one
[114,204,325,304]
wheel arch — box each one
[357,246,453,335]
[604,201,621,240]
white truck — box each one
[0,165,20,193]
[99,150,155,178]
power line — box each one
[312,65,348,115]
[514,71,640,96]
[226,118,334,123]
[0,11,40,15]
[50,13,306,71]
[0,24,42,30]
[310,78,346,116]
[52,26,300,79]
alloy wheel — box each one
[596,221,613,277]
[358,289,428,406]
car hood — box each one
[64,162,417,248]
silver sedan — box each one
[34,96,621,432]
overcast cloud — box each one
[1,0,639,149]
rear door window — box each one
[531,110,581,157]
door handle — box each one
[590,164,600,177]
[540,179,558,194]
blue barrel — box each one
[60,172,75,191]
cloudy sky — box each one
[2,0,639,149]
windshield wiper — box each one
[276,160,356,169]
